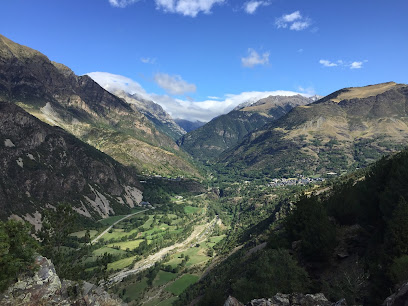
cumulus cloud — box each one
[155,0,225,17]
[152,90,308,121]
[87,72,309,122]
[241,48,270,68]
[86,72,151,100]
[244,1,270,14]
[350,61,363,69]
[109,0,140,8]
[276,11,311,31]
[154,73,196,95]
[319,59,338,67]
[319,59,366,69]
[298,86,316,96]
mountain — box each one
[177,94,314,161]
[102,90,186,140]
[219,82,408,178]
[0,34,198,177]
[174,119,206,133]
[0,101,142,223]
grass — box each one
[165,274,199,296]
[123,278,148,301]
[157,296,178,306]
[107,239,144,251]
[154,270,178,287]
[184,206,200,214]
[108,255,137,271]
[98,215,128,226]
[69,230,98,238]
[92,246,127,256]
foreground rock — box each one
[224,293,347,306]
[0,256,125,306]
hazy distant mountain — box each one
[0,34,199,177]
[105,90,186,140]
[174,119,206,132]
[178,94,314,161]
[220,82,408,177]
[0,102,142,222]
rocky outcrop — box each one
[224,294,347,306]
[0,101,142,220]
[383,281,408,306]
[0,256,125,306]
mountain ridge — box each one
[0,34,199,177]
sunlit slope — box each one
[220,82,408,177]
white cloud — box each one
[244,1,270,14]
[276,11,311,31]
[86,72,151,100]
[87,72,310,122]
[155,0,225,17]
[208,96,221,100]
[290,20,311,31]
[350,61,363,69]
[319,59,338,67]
[241,48,270,68]
[152,90,309,121]
[109,0,139,8]
[154,73,196,95]
[298,86,316,96]
[319,59,366,69]
[141,57,156,64]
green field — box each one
[166,246,210,268]
[93,246,127,256]
[107,239,144,251]
[165,274,199,296]
[184,206,200,214]
[69,230,98,238]
[123,278,148,301]
[154,270,178,287]
[108,255,137,271]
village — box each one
[267,176,325,187]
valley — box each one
[0,32,407,306]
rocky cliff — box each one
[0,101,142,222]
[0,255,125,306]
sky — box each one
[1,0,407,121]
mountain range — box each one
[0,34,199,177]
[178,94,316,161]
[219,82,408,177]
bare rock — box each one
[0,255,125,306]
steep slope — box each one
[174,119,206,132]
[220,82,408,177]
[0,101,143,222]
[105,90,186,140]
[178,95,313,161]
[0,34,198,177]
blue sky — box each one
[1,0,407,121]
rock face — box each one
[383,281,408,306]
[0,256,125,305]
[220,82,408,177]
[178,95,313,161]
[224,293,346,306]
[0,34,199,177]
[107,90,186,140]
[0,101,142,220]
